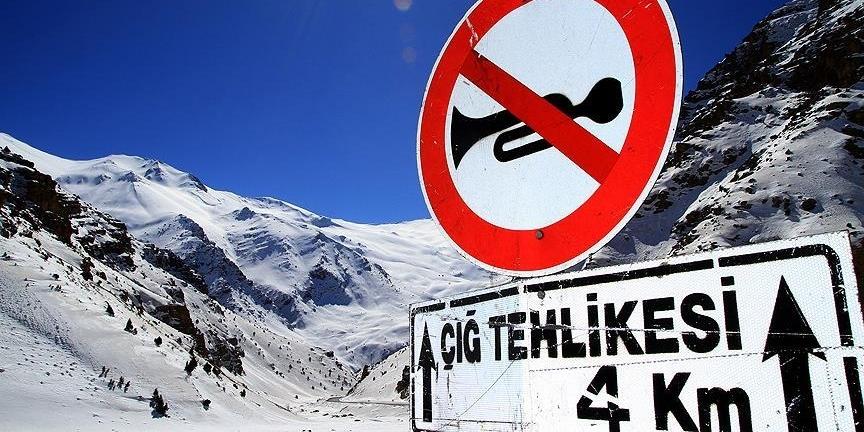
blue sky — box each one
[0,0,787,223]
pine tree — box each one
[150,388,169,418]
[105,303,114,317]
[124,319,136,334]
[123,381,130,393]
[184,349,198,376]
[154,336,163,347]
[81,257,94,281]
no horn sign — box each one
[409,233,864,431]
[417,0,683,276]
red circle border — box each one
[418,0,681,274]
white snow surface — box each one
[344,347,409,404]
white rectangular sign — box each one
[410,232,864,431]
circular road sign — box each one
[418,0,682,277]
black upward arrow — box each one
[763,276,826,432]
[417,323,437,423]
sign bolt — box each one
[535,229,544,240]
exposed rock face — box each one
[0,146,80,244]
[206,336,245,376]
[139,214,291,312]
[141,244,208,295]
[151,303,206,351]
[0,146,135,272]
[304,264,353,306]
[590,0,864,267]
[77,217,135,272]
[150,302,243,374]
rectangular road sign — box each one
[409,232,864,431]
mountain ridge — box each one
[1,132,493,370]
[0,145,369,429]
[590,0,864,267]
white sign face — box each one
[410,232,864,432]
[448,0,636,230]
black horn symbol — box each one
[450,77,623,168]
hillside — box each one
[1,135,493,371]
[0,147,402,430]
[591,0,864,266]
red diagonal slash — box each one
[460,49,619,183]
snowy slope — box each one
[0,148,386,430]
[591,0,864,266]
[1,135,493,371]
[344,347,409,404]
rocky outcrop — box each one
[141,244,209,295]
[591,0,864,267]
[0,146,81,244]
[142,215,257,303]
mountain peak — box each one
[117,171,142,183]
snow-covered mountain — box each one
[0,146,390,430]
[592,0,864,266]
[1,135,492,370]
